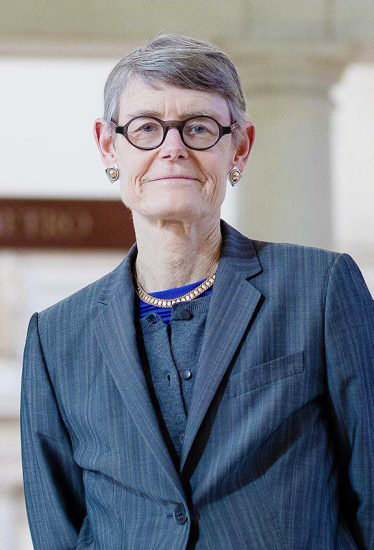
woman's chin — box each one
[135,203,201,220]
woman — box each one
[21,34,374,549]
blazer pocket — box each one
[228,351,304,398]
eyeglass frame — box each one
[111,115,237,151]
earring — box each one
[105,165,120,183]
[228,166,242,187]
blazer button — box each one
[181,370,192,380]
[173,503,187,524]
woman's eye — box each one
[139,123,156,133]
[190,125,207,134]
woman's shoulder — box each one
[222,219,344,268]
[37,255,129,328]
[250,237,344,266]
[248,237,353,290]
[245,237,369,305]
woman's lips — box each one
[149,176,198,181]
[145,176,200,183]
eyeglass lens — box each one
[126,117,220,149]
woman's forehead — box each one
[118,79,231,121]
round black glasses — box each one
[113,115,237,151]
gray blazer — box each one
[20,219,374,549]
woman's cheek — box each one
[119,178,136,208]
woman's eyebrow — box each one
[126,109,221,119]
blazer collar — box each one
[97,218,262,306]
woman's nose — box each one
[159,127,189,160]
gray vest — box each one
[136,294,211,466]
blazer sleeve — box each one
[324,253,374,549]
[20,312,87,549]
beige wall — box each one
[1,0,374,45]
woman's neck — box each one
[132,214,222,293]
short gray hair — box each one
[103,33,249,146]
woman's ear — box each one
[93,118,117,167]
[232,122,255,172]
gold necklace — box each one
[134,263,218,309]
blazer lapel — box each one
[93,243,185,498]
[180,219,263,472]
[93,219,263,487]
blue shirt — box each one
[136,278,213,324]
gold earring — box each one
[228,166,242,187]
[105,165,120,183]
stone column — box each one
[222,43,351,249]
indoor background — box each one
[1,1,373,548]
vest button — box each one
[181,370,192,380]
[180,309,193,320]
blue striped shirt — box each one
[136,278,214,324]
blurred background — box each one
[1,1,373,547]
